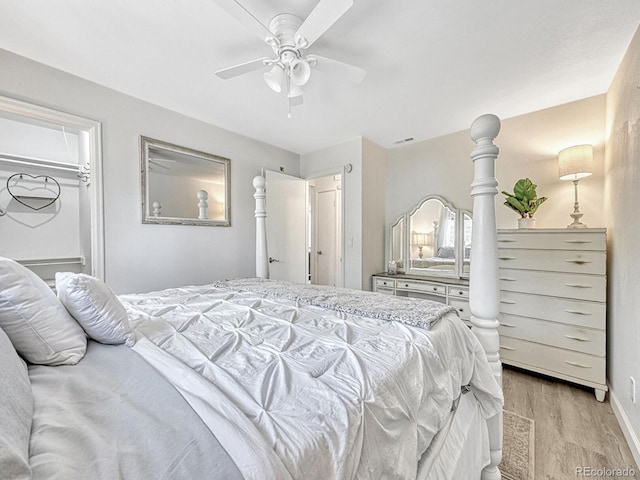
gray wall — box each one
[605,25,640,465]
[0,49,299,294]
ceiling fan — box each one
[212,0,366,116]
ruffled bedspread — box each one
[121,281,502,480]
[214,277,455,330]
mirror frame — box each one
[140,136,231,227]
[388,195,471,279]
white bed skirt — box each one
[418,390,490,480]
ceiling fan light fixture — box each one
[288,82,304,98]
[290,59,311,86]
[263,64,284,92]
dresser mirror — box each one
[389,195,471,278]
[141,136,231,226]
[389,216,405,271]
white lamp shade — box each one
[290,59,311,86]
[558,144,593,180]
[263,65,284,93]
[412,232,428,246]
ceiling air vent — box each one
[392,137,415,145]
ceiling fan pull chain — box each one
[287,74,292,119]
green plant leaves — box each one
[502,178,547,218]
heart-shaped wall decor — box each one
[7,173,61,211]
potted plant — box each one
[502,178,547,229]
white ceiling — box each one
[1,0,639,154]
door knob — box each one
[269,257,280,263]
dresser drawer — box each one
[449,298,470,321]
[499,268,605,302]
[395,280,446,296]
[376,287,395,295]
[499,291,605,329]
[448,285,469,299]
[500,337,605,384]
[498,249,605,275]
[497,231,605,251]
[499,314,604,356]
[374,278,395,290]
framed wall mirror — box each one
[389,195,471,278]
[141,137,230,226]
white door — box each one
[315,189,337,286]
[265,170,307,283]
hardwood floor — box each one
[502,366,638,480]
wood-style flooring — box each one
[503,366,638,479]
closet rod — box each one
[0,152,81,174]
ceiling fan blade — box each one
[308,54,366,83]
[209,0,274,42]
[215,57,271,79]
[295,0,353,48]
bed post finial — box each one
[253,175,269,279]
[470,113,503,480]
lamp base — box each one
[568,212,587,229]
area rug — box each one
[501,410,535,480]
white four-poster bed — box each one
[253,114,504,479]
[0,114,503,480]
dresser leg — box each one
[595,389,606,402]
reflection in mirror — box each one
[141,137,230,226]
[409,197,457,276]
[390,216,405,272]
[462,212,472,277]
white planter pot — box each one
[518,217,536,229]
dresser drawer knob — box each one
[564,309,591,316]
[566,259,592,265]
[499,277,516,282]
[498,256,516,260]
[564,334,590,342]
[500,323,516,328]
[564,360,592,369]
[565,239,592,244]
[498,239,516,243]
[565,283,592,289]
[500,300,516,304]
[500,346,516,351]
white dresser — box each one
[497,228,607,401]
[372,274,471,326]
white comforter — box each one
[121,283,502,480]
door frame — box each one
[0,94,105,279]
[304,167,346,288]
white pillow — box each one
[0,257,87,365]
[0,326,33,479]
[56,272,135,346]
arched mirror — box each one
[408,197,457,276]
[389,216,405,271]
[389,196,471,278]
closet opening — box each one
[0,95,104,284]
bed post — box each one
[253,175,269,279]
[469,114,503,480]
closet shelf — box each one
[0,152,81,174]
[17,256,86,268]
[13,194,59,202]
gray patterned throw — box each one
[214,278,456,330]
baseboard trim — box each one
[610,387,640,469]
